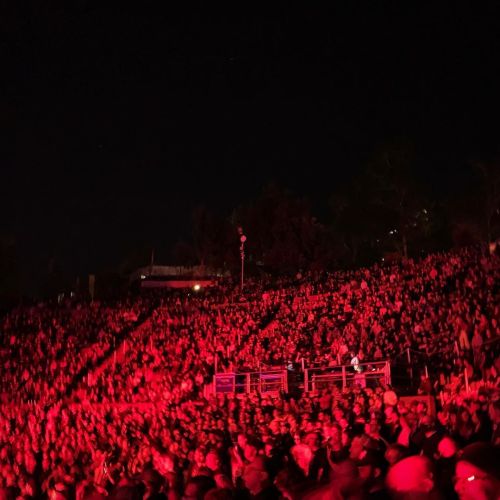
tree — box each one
[329,187,374,265]
[191,205,226,268]
[232,184,331,273]
[363,140,434,259]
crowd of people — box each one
[0,299,147,404]
[0,246,498,498]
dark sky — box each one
[1,2,500,279]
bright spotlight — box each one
[193,284,201,291]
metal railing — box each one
[304,360,390,393]
[212,361,390,395]
[213,370,288,395]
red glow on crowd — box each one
[0,246,499,498]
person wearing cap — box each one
[454,442,500,500]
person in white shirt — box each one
[350,352,362,373]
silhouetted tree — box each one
[363,140,432,258]
[232,184,330,273]
[191,205,225,267]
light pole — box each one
[238,228,246,292]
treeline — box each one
[1,147,499,301]
[172,149,500,275]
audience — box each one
[0,246,498,498]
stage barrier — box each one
[212,361,390,395]
[304,360,391,393]
[213,370,288,395]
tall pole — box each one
[150,247,155,277]
[241,248,244,291]
[238,228,246,292]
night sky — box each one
[1,3,500,283]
